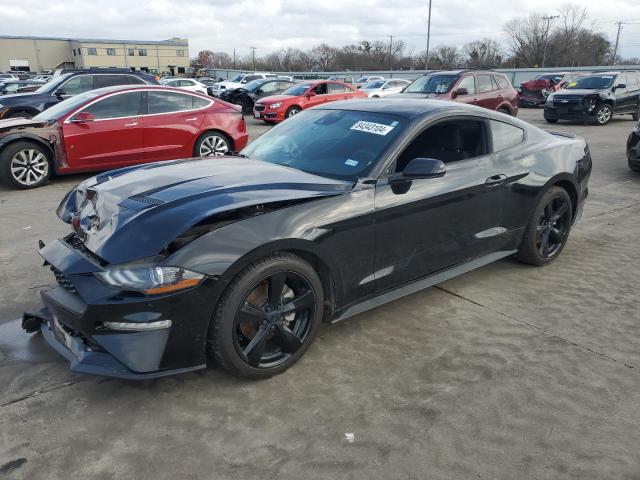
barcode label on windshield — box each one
[350,121,395,136]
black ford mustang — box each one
[23,99,592,379]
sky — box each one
[3,0,640,61]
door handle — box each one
[124,122,138,127]
[485,174,507,186]
[185,117,198,121]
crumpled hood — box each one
[57,157,351,264]
[0,117,48,132]
[520,79,553,91]
[214,81,243,90]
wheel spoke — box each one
[237,303,267,324]
[540,229,551,256]
[282,290,314,315]
[273,323,303,354]
[549,227,565,244]
[242,323,270,366]
[268,272,287,308]
[550,202,568,224]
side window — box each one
[127,75,146,85]
[329,83,347,93]
[616,75,627,89]
[93,75,130,89]
[148,91,194,114]
[395,118,488,171]
[60,75,93,95]
[313,83,328,95]
[477,75,494,93]
[78,92,143,120]
[491,120,524,152]
[493,75,510,90]
[260,81,279,93]
[277,81,291,90]
[457,75,475,94]
[192,96,210,109]
[244,75,259,83]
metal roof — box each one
[0,35,188,46]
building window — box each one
[141,67,149,72]
[139,49,148,56]
[128,48,134,56]
[176,50,185,57]
[88,48,97,56]
[177,67,186,74]
[106,48,116,56]
[72,49,76,57]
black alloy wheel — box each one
[536,195,571,259]
[209,253,323,378]
[233,271,314,368]
[517,186,573,266]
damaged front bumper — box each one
[25,236,217,379]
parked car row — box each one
[0,85,247,189]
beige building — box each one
[0,35,189,76]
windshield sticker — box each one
[567,82,577,87]
[351,121,395,136]
[345,159,359,167]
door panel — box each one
[62,91,145,170]
[373,155,506,292]
[476,74,500,110]
[453,75,479,106]
[143,91,205,161]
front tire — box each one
[209,253,324,379]
[286,106,301,119]
[195,131,231,157]
[595,104,613,125]
[516,186,573,266]
[0,141,51,189]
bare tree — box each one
[463,39,503,68]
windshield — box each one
[241,109,405,181]
[35,73,70,94]
[32,90,100,121]
[282,83,312,96]
[363,80,385,89]
[565,76,615,90]
[230,74,245,82]
[244,79,267,92]
[404,74,458,94]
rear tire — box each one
[208,253,324,379]
[497,107,511,115]
[516,186,573,266]
[545,118,558,124]
[629,159,640,172]
[195,131,231,157]
[0,141,51,189]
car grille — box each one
[51,266,77,294]
[64,233,106,266]
[254,104,266,112]
[553,95,582,105]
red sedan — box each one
[0,85,248,189]
[253,80,367,123]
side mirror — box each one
[306,90,317,97]
[614,83,626,90]
[402,158,446,179]
[256,88,263,94]
[54,89,67,98]
[70,111,95,123]
[452,87,468,98]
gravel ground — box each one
[1,108,639,479]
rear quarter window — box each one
[491,120,524,152]
[493,75,510,90]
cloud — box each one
[3,0,639,60]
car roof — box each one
[79,84,211,99]
[315,97,488,120]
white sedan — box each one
[360,79,411,98]
[161,78,208,96]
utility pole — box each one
[388,35,393,71]
[233,48,236,70]
[250,47,256,71]
[541,15,559,68]
[425,0,432,70]
[612,21,623,65]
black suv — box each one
[544,71,640,125]
[0,69,158,119]
[219,78,296,114]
